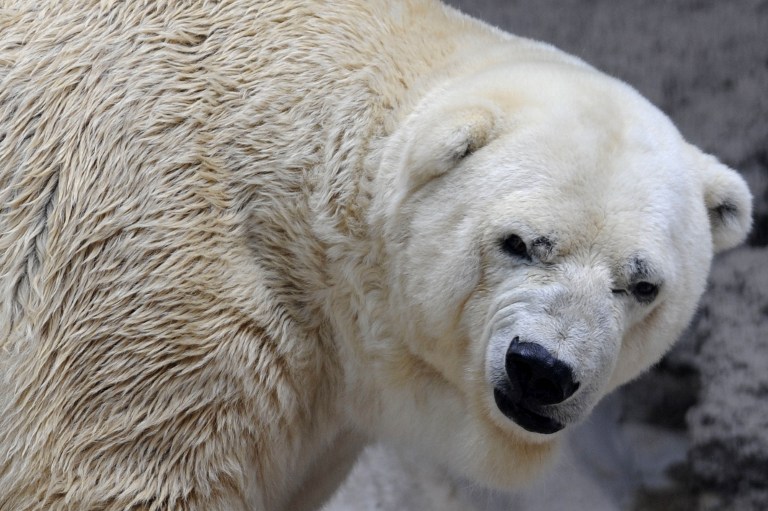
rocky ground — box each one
[326,1,768,510]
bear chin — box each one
[461,413,563,489]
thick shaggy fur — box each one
[0,1,402,508]
[0,1,752,510]
[0,2,472,509]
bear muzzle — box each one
[493,337,580,434]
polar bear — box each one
[0,0,752,510]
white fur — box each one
[0,0,752,509]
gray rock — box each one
[686,247,768,510]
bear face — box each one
[367,60,752,486]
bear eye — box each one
[500,234,529,259]
[631,281,660,303]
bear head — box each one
[363,60,752,488]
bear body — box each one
[0,1,752,510]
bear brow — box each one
[531,236,555,261]
[626,256,660,282]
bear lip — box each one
[493,386,564,435]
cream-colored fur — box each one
[0,1,752,510]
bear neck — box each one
[223,0,581,495]
[235,0,570,439]
[232,0,479,425]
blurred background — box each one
[326,1,768,509]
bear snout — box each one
[505,338,580,406]
[493,337,580,434]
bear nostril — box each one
[505,340,579,406]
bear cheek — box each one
[608,299,681,391]
[392,246,482,387]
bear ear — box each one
[398,103,499,192]
[698,152,753,253]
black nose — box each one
[505,338,579,406]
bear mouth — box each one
[493,385,564,435]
